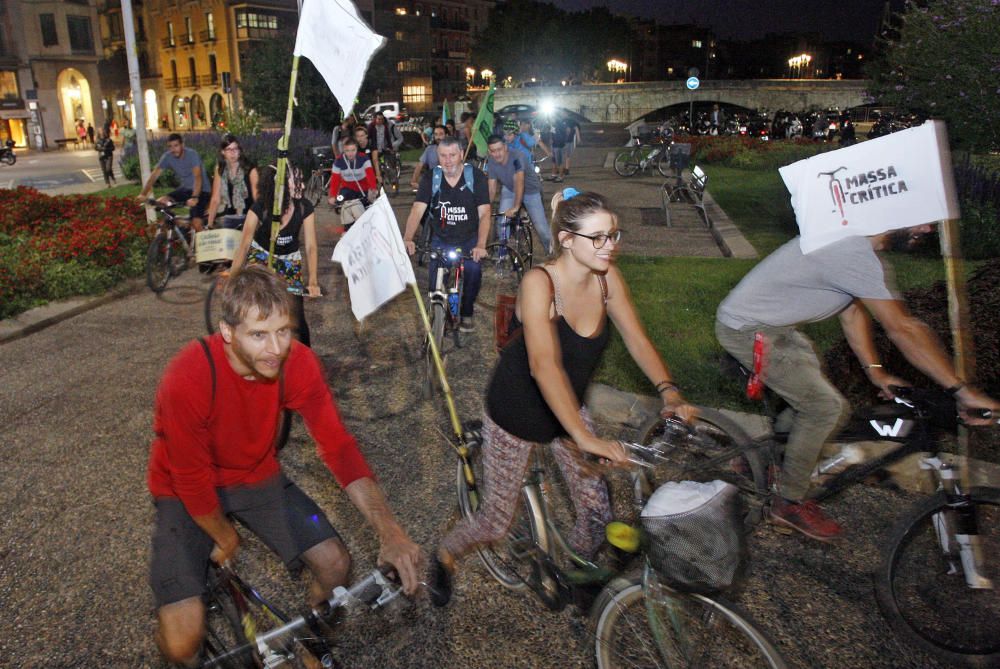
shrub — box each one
[0,188,149,320]
[954,157,1000,259]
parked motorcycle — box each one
[0,139,15,166]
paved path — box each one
[0,146,947,668]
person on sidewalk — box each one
[148,265,423,665]
[94,130,117,187]
[715,226,998,542]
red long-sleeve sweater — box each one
[147,334,373,517]
[328,152,377,199]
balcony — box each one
[182,33,196,46]
[198,74,219,87]
[166,78,180,90]
[235,26,289,40]
[162,37,176,48]
[200,29,216,43]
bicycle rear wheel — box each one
[305,171,326,208]
[637,408,769,529]
[592,570,787,669]
[455,440,562,607]
[873,487,1000,667]
[510,218,534,270]
[146,231,172,293]
[613,148,642,177]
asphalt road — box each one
[0,158,951,669]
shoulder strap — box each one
[598,273,608,304]
[197,337,216,413]
[462,163,474,191]
[537,266,562,315]
[431,164,444,197]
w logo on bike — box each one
[868,417,912,438]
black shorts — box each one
[167,187,212,220]
[149,473,340,607]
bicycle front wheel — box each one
[638,408,770,529]
[424,301,446,399]
[613,148,642,177]
[146,231,172,293]
[593,571,787,669]
[655,149,671,178]
[455,440,556,599]
[874,487,1000,667]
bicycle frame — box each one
[427,248,466,329]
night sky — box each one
[549,0,903,43]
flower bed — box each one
[0,187,149,320]
[680,135,833,170]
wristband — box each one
[947,381,967,396]
[864,363,883,370]
[655,381,679,394]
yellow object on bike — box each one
[606,521,641,553]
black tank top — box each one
[486,267,610,443]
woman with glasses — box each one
[429,188,697,606]
[229,164,320,346]
[206,134,260,230]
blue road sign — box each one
[686,76,700,91]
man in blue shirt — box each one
[516,119,550,163]
[486,134,551,254]
[138,133,212,231]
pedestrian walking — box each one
[86,123,95,146]
[95,130,116,187]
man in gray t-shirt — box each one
[485,134,551,253]
[137,133,211,231]
[410,125,447,191]
[716,228,996,541]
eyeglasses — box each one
[562,229,621,248]
[223,146,240,153]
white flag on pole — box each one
[331,191,416,321]
[293,0,385,117]
[779,120,960,254]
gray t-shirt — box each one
[419,144,439,170]
[716,236,899,330]
[486,151,541,195]
[156,148,210,193]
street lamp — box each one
[480,69,493,82]
[465,66,476,87]
[787,53,812,79]
[606,59,628,73]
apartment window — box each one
[67,15,94,52]
[395,31,405,41]
[40,13,58,46]
[402,85,429,104]
[0,71,19,101]
[167,21,175,46]
[170,60,178,86]
[235,11,278,30]
[209,54,217,83]
[184,17,193,43]
[188,57,196,81]
[394,7,407,15]
[692,39,702,48]
[205,13,215,39]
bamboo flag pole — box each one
[409,281,464,443]
[932,121,974,483]
[269,55,302,265]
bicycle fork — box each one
[922,456,995,590]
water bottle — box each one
[448,289,459,317]
[812,444,865,479]
[497,217,509,258]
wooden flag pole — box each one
[409,282,464,443]
[269,55,302,265]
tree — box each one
[238,37,341,132]
[867,0,1000,151]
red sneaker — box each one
[769,498,842,542]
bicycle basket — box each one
[640,480,747,593]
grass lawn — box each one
[595,163,976,409]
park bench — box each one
[662,163,710,228]
[54,138,80,150]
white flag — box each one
[331,192,416,321]
[779,120,961,254]
[293,0,385,117]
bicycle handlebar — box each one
[888,385,995,423]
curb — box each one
[0,278,144,345]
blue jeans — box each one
[500,188,551,253]
[428,236,481,318]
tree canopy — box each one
[867,0,1000,151]
[472,0,633,85]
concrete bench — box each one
[54,138,81,150]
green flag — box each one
[441,99,449,126]
[471,82,496,157]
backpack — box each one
[389,121,404,151]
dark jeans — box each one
[99,155,115,185]
[428,235,481,318]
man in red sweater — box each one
[148,266,423,664]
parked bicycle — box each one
[304,148,334,207]
[144,199,194,293]
[201,562,403,668]
[453,415,788,668]
[614,129,673,178]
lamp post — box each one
[787,53,812,79]
[607,59,627,83]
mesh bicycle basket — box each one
[640,480,747,593]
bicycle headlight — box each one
[447,250,459,261]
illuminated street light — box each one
[606,59,628,73]
[480,69,493,81]
[787,53,812,78]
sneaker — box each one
[459,318,475,333]
[553,176,564,183]
[769,498,842,542]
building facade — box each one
[0,0,104,149]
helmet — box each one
[502,119,519,134]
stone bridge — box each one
[493,79,870,123]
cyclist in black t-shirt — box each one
[402,136,491,332]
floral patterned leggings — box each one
[441,410,612,561]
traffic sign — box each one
[686,77,700,91]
